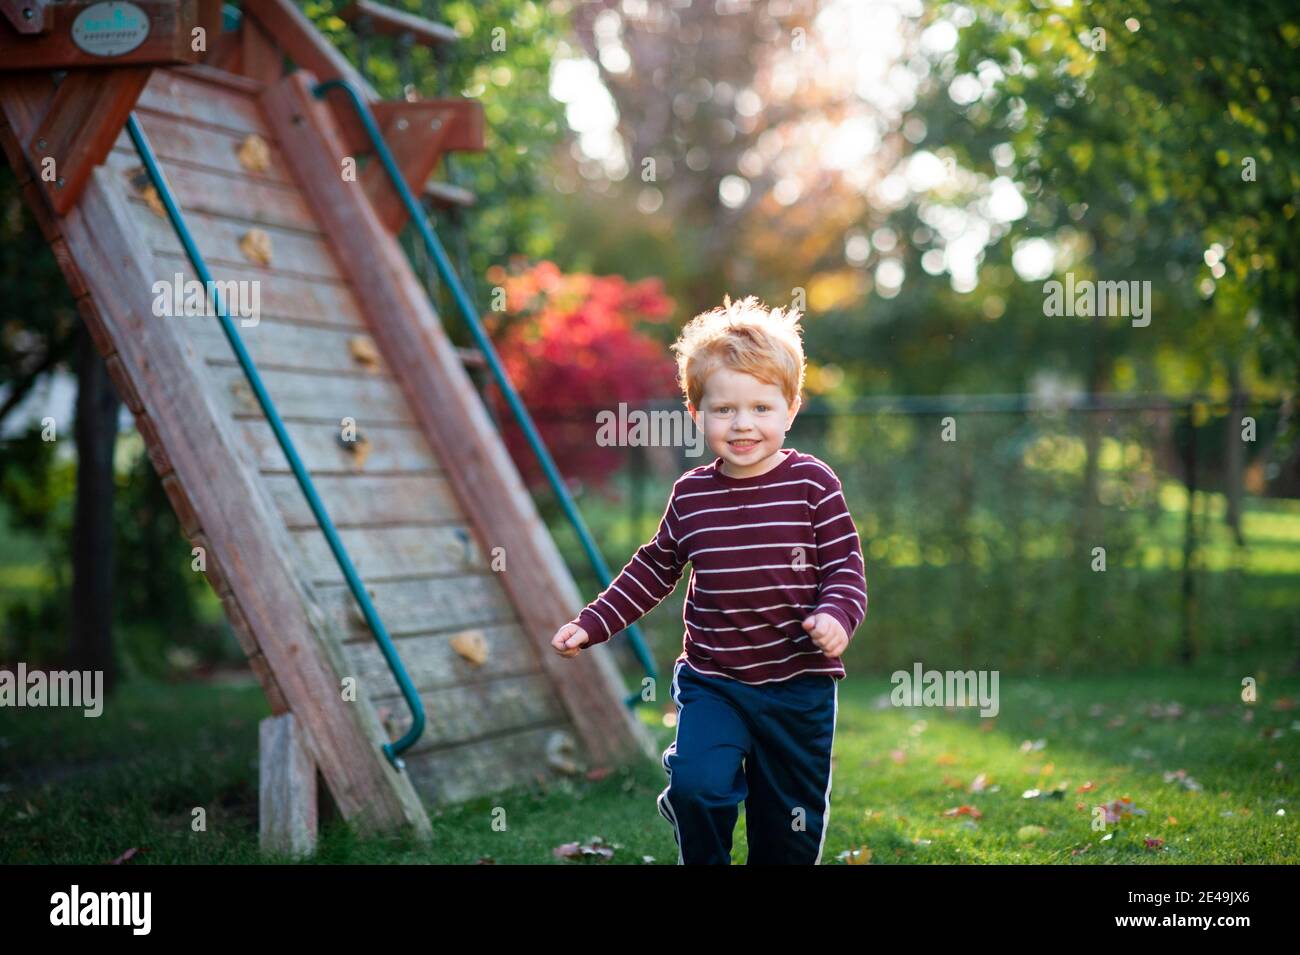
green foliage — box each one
[301,0,572,314]
[945,0,1300,383]
[0,426,233,675]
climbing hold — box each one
[228,377,256,411]
[336,430,372,469]
[348,335,381,371]
[374,704,399,742]
[239,228,273,266]
[126,167,167,218]
[450,630,488,666]
[350,587,378,625]
[236,134,272,174]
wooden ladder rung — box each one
[423,179,477,209]
[454,346,486,369]
[340,0,459,47]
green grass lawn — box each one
[2,665,1296,864]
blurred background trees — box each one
[2,0,1296,681]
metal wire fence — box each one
[537,394,1300,676]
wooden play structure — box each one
[0,0,655,855]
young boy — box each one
[550,294,868,865]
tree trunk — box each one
[69,325,120,692]
[1224,357,1246,546]
[1179,410,1198,666]
[1075,312,1108,654]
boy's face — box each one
[688,367,801,478]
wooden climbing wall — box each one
[0,59,653,817]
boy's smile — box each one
[688,367,801,478]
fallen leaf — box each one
[1163,768,1203,791]
[942,804,982,820]
[553,836,615,861]
[839,846,872,864]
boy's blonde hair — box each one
[670,294,806,410]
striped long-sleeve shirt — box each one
[570,447,867,684]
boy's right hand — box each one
[551,623,589,658]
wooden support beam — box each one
[28,68,153,214]
[0,0,54,34]
[339,0,458,48]
[0,0,204,70]
[259,713,318,858]
[362,102,452,233]
[356,100,483,232]
[372,99,483,154]
[240,14,281,85]
[262,71,657,773]
[242,0,375,151]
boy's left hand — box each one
[802,612,848,658]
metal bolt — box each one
[23,8,34,20]
[430,119,442,131]
[56,177,65,188]
[396,118,409,131]
[36,138,46,150]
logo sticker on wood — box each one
[71,2,151,57]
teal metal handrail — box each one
[126,113,425,769]
[312,78,660,707]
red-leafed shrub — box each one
[482,259,679,493]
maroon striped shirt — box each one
[571,447,867,684]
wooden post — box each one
[259,712,318,858]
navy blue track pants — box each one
[656,659,839,865]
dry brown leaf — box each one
[841,845,872,864]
